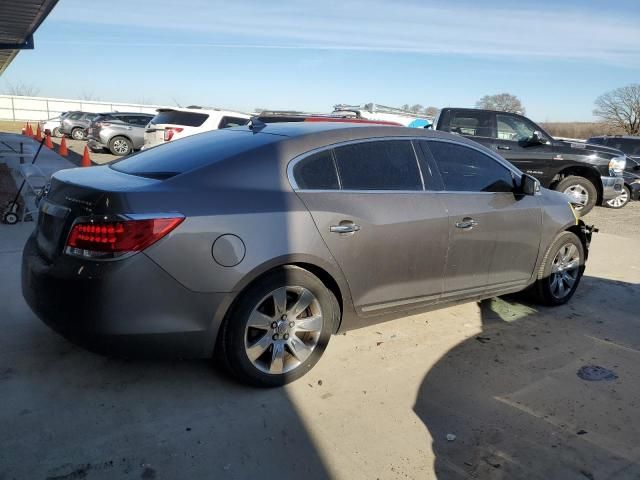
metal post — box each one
[19,142,24,164]
[11,96,15,121]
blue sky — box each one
[3,0,640,121]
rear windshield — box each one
[110,129,279,178]
[150,110,209,127]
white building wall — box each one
[0,95,167,121]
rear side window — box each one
[111,129,278,177]
[333,140,422,190]
[427,141,514,192]
[587,137,605,145]
[150,110,209,127]
[448,111,493,138]
[68,112,83,120]
[219,116,249,129]
[293,151,339,190]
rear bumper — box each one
[601,176,624,200]
[21,234,231,359]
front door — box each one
[292,139,450,315]
[492,113,556,186]
[422,139,542,299]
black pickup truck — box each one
[434,108,626,215]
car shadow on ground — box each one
[1,273,330,480]
[414,275,640,479]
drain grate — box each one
[577,365,618,381]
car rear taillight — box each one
[164,127,184,141]
[65,216,184,259]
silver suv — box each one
[88,113,154,156]
[60,111,99,140]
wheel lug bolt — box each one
[281,314,287,320]
[283,333,289,340]
[289,321,295,328]
[271,322,278,329]
[273,334,279,340]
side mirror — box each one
[527,131,545,145]
[520,174,540,195]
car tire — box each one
[108,136,133,156]
[604,185,630,209]
[71,128,86,140]
[52,127,63,138]
[219,266,338,387]
[555,176,598,216]
[532,231,585,306]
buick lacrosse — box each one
[23,123,593,386]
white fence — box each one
[0,95,167,121]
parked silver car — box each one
[22,123,594,387]
[60,111,99,140]
[87,113,154,156]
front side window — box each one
[496,114,536,142]
[449,111,493,137]
[333,140,422,191]
[293,150,339,190]
[427,141,514,193]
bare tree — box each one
[80,89,102,101]
[401,104,410,111]
[593,84,640,135]
[3,80,40,97]
[423,106,439,117]
[476,93,525,114]
[409,104,424,114]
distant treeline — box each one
[540,122,624,140]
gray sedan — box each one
[22,123,594,387]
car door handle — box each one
[330,223,360,234]
[496,145,511,150]
[455,218,478,229]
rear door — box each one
[292,139,449,315]
[421,140,542,299]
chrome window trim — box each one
[287,135,524,194]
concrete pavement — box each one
[0,206,639,479]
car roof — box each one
[155,107,249,117]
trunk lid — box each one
[36,166,161,262]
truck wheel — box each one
[604,185,630,209]
[532,231,585,306]
[108,136,133,156]
[52,127,63,138]
[555,176,597,216]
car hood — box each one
[558,140,624,158]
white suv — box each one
[143,107,250,149]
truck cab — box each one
[434,108,626,215]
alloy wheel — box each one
[549,243,580,299]
[244,286,323,374]
[606,188,629,208]
[112,139,130,155]
[563,184,589,210]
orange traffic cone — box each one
[45,132,53,149]
[27,124,33,137]
[81,145,92,167]
[58,136,68,157]
[35,124,42,141]
[23,122,29,135]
